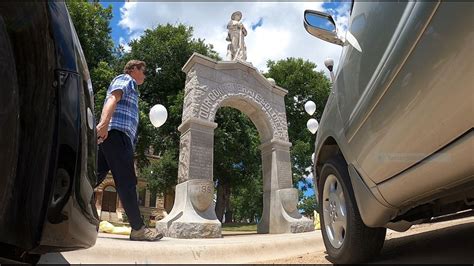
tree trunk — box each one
[215,181,226,222]
[224,184,233,223]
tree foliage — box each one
[298,195,318,219]
[229,176,263,223]
[90,61,116,117]
[66,1,117,118]
[139,150,178,196]
[66,0,114,69]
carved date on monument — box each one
[200,185,212,194]
[189,181,213,212]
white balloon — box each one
[311,153,315,162]
[307,118,319,134]
[304,101,316,116]
[149,104,168,128]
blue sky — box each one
[106,2,127,44]
[300,178,315,197]
[101,1,350,72]
[100,1,351,198]
[104,1,349,40]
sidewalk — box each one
[39,231,324,264]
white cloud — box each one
[304,167,314,182]
[119,37,131,53]
[117,2,350,75]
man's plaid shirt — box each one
[106,74,139,146]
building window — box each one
[138,187,146,207]
[150,192,157,208]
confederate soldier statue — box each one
[226,11,247,61]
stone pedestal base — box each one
[258,188,314,234]
[156,179,221,238]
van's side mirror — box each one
[304,10,343,46]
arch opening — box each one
[213,106,263,226]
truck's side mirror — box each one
[304,10,343,46]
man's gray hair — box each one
[123,60,146,74]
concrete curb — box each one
[40,231,324,264]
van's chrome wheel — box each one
[322,174,347,249]
[319,157,386,263]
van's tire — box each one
[319,156,386,264]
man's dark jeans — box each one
[97,129,144,230]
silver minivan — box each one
[304,1,473,263]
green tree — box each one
[66,0,114,69]
[139,150,178,197]
[265,58,331,194]
[298,195,318,219]
[90,61,116,117]
[66,1,117,117]
[229,176,263,223]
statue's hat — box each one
[231,11,242,21]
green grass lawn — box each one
[221,223,257,232]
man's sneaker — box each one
[130,225,163,241]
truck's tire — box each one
[0,4,59,250]
[0,16,19,221]
[319,156,386,264]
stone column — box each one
[156,118,222,238]
[258,139,314,234]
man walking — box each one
[96,60,162,241]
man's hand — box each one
[97,122,108,144]
[96,90,123,144]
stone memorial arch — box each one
[156,53,313,238]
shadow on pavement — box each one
[374,221,474,264]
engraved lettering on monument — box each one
[178,133,190,183]
[193,82,289,141]
[183,69,208,122]
[189,132,213,179]
[277,161,292,188]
